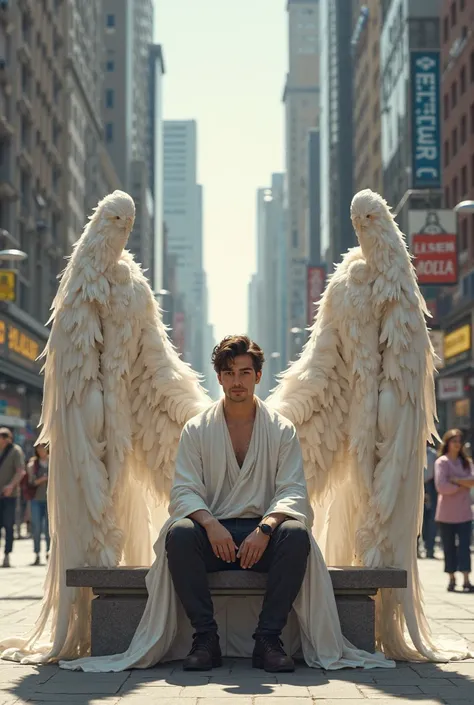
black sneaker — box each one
[252,635,295,672]
[183,632,222,671]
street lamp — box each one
[454,200,474,214]
[0,249,28,263]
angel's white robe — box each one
[60,397,392,672]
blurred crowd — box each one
[0,427,49,568]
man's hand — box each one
[1,484,13,497]
[237,528,270,569]
[205,519,238,563]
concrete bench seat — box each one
[67,566,406,657]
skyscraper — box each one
[163,120,205,373]
[319,0,355,267]
[102,0,155,275]
[283,0,320,353]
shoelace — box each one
[258,636,286,654]
[190,633,217,654]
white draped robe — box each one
[60,398,393,672]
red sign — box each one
[307,266,326,326]
[412,234,457,284]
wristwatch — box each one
[258,522,273,536]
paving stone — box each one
[358,684,423,697]
[307,681,365,698]
[254,698,313,705]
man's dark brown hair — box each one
[212,335,265,374]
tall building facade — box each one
[434,0,474,438]
[149,44,165,291]
[248,174,287,398]
[283,0,320,353]
[102,0,155,276]
[320,0,355,266]
[0,0,68,437]
[351,2,384,195]
[380,0,442,235]
[163,120,206,373]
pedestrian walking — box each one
[27,444,50,566]
[421,443,438,558]
[0,428,26,568]
[435,429,474,592]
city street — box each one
[2,541,474,703]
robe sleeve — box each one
[265,424,314,529]
[168,423,212,520]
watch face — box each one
[260,523,272,536]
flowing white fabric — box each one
[59,398,392,672]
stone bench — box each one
[67,566,406,658]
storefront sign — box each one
[0,270,16,302]
[0,315,44,372]
[444,324,471,364]
[408,210,457,285]
[410,50,441,189]
[438,377,463,401]
[307,266,326,327]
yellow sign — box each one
[8,325,40,362]
[444,324,471,360]
[0,270,16,302]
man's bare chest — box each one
[227,423,254,468]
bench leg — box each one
[91,596,146,657]
[335,595,375,653]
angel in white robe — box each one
[0,188,470,669]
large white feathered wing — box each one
[355,257,451,661]
[1,242,122,663]
[126,260,211,504]
[267,269,353,507]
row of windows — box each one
[444,102,474,166]
[445,156,474,210]
[444,53,474,118]
[443,0,467,43]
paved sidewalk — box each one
[2,540,474,704]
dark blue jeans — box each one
[422,479,438,554]
[0,497,16,555]
[166,517,310,636]
[438,520,472,574]
[30,500,50,555]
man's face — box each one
[218,354,262,403]
[0,433,11,450]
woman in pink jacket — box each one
[435,428,474,592]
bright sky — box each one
[154,1,287,343]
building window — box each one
[444,93,449,118]
[445,186,450,208]
[451,80,457,109]
[461,0,465,9]
[471,51,474,83]
[461,114,467,144]
[452,127,458,155]
[471,101,474,133]
[105,122,113,142]
[444,139,450,166]
[452,175,458,205]
[461,165,467,196]
[443,16,449,42]
[106,14,115,28]
[461,66,466,94]
[450,1,457,27]
[106,59,115,72]
[105,89,114,109]
[472,153,474,188]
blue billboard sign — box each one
[410,50,441,190]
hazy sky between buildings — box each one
[155,0,287,346]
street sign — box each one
[0,270,16,302]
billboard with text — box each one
[408,210,457,286]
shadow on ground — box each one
[3,658,474,704]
